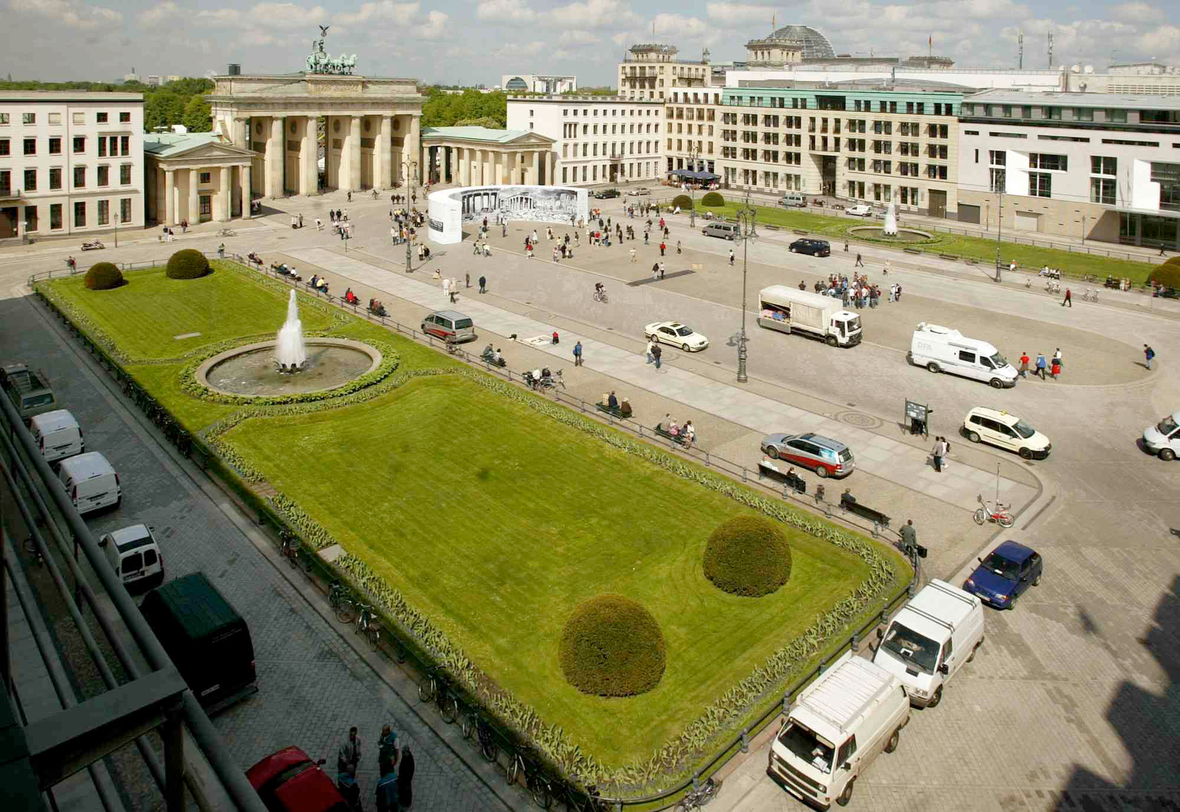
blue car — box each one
[962,540,1043,609]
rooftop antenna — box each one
[1018,31,1023,69]
[1047,31,1054,68]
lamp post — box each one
[113,213,119,248]
[689,144,701,228]
[994,188,1004,282]
[404,159,417,273]
[735,192,757,383]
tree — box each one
[422,88,507,129]
[182,95,212,132]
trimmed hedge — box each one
[703,516,792,597]
[672,194,693,211]
[84,262,124,290]
[1151,262,1180,289]
[166,249,211,279]
[559,595,666,697]
[701,191,725,207]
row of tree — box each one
[0,78,213,133]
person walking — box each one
[651,342,662,369]
[931,436,945,473]
[630,247,637,263]
[645,339,655,364]
[479,275,486,294]
[659,241,666,256]
[659,261,666,279]
[1050,357,1061,379]
[573,340,583,367]
[397,748,415,811]
[378,725,399,774]
[337,727,361,809]
[375,757,398,812]
[1053,348,1063,371]
[855,253,864,268]
[1019,351,1030,378]
[1144,344,1155,370]
[1035,352,1047,379]
[1062,287,1072,307]
[728,249,735,266]
[676,240,682,254]
[899,520,918,555]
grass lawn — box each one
[222,374,875,766]
[691,201,1158,283]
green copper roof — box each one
[143,132,228,157]
[422,126,533,143]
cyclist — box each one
[594,282,605,300]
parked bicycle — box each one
[1082,288,1099,303]
[462,708,501,764]
[556,782,608,812]
[353,603,381,651]
[217,228,236,237]
[506,744,552,809]
[280,529,302,569]
[1082,273,1099,283]
[329,580,355,623]
[974,494,1014,529]
[675,778,721,812]
[418,666,459,723]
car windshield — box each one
[1013,419,1037,439]
[846,316,861,332]
[674,325,694,336]
[1159,415,1179,435]
[777,722,834,774]
[988,352,1008,369]
[981,551,1020,581]
[881,622,940,674]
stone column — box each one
[266,116,284,198]
[458,147,469,186]
[529,150,539,185]
[240,165,252,218]
[547,151,555,186]
[300,116,317,196]
[496,152,505,185]
[219,166,231,222]
[235,118,249,149]
[187,168,200,223]
[346,116,362,192]
[408,115,421,183]
[377,116,392,190]
[164,168,175,225]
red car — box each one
[247,746,350,812]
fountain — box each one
[848,200,934,244]
[883,202,899,237]
[275,290,308,373]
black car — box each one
[593,188,621,199]
[789,238,831,257]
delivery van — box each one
[56,452,121,515]
[778,192,807,208]
[908,323,1018,388]
[758,286,861,347]
[140,572,258,713]
[768,652,910,808]
[98,524,164,592]
[421,310,475,344]
[872,579,984,708]
[702,222,739,240]
[29,409,84,464]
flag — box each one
[772,14,776,29]
[928,35,932,48]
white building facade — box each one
[501,75,577,94]
[507,95,663,186]
[0,91,145,241]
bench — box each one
[654,424,689,446]
[939,253,959,261]
[903,247,922,255]
[793,229,809,235]
[595,403,631,419]
[839,491,891,528]
[758,461,807,494]
[964,259,978,266]
[764,224,780,231]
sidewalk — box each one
[289,246,1036,514]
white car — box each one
[627,187,651,196]
[645,321,709,352]
[963,407,1051,460]
[846,204,872,217]
[1143,410,1180,461]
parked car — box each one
[98,524,165,592]
[788,238,831,257]
[963,407,1051,459]
[962,540,1043,609]
[760,432,855,478]
[846,204,872,217]
[645,321,709,351]
[28,409,84,464]
[420,310,475,343]
[777,192,806,208]
[57,452,121,515]
[626,187,651,196]
[1143,410,1180,461]
[247,746,349,812]
[593,188,621,199]
[702,222,738,240]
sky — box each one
[4,0,1180,86]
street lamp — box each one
[403,159,417,273]
[994,188,1004,282]
[689,144,701,228]
[113,213,119,248]
[734,192,758,383]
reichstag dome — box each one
[772,25,835,60]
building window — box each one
[73,136,86,153]
[0,139,7,156]
[119,112,131,123]
[1042,106,1061,120]
[74,201,86,227]
[49,136,61,154]
[98,199,109,226]
[120,198,132,223]
[1091,156,1116,176]
[1074,107,1093,122]
[97,165,109,186]
[0,113,8,125]
[1106,108,1128,123]
[1090,177,1116,205]
[48,112,61,125]
[23,169,36,191]
[50,203,62,230]
[22,113,35,125]
[1151,162,1180,212]
[74,166,86,188]
[1029,172,1051,198]
[1030,153,1067,171]
[49,168,61,189]
[200,196,211,217]
[23,138,36,155]
[199,171,211,184]
[96,112,107,123]
[73,112,87,124]
[120,135,129,155]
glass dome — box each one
[771,25,835,60]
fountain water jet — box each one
[883,202,899,237]
[275,290,307,372]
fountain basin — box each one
[848,226,934,243]
[196,338,382,398]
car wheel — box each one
[825,335,838,347]
[1019,447,1033,459]
[1033,573,1041,586]
[990,378,1005,389]
[836,779,855,807]
[967,641,981,663]
[884,728,900,754]
[790,247,797,253]
[926,362,940,374]
[927,685,943,708]
[681,343,690,352]
[1160,449,1176,462]
[766,446,780,460]
[968,431,981,444]
[815,465,829,479]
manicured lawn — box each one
[222,374,874,766]
[691,201,1158,283]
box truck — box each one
[758,286,862,347]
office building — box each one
[501,75,577,94]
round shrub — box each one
[701,191,725,207]
[559,595,666,697]
[166,249,211,279]
[703,516,792,597]
[1149,263,1180,289]
[672,194,693,211]
[84,262,124,290]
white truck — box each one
[907,322,1017,389]
[758,286,862,347]
[768,651,910,809]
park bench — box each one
[965,259,978,266]
[939,253,959,261]
[758,460,807,494]
[793,229,809,235]
[654,424,691,446]
[595,402,631,419]
[839,490,891,528]
[903,247,922,255]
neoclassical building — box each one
[144,132,254,225]
[421,127,557,186]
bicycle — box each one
[556,782,608,812]
[280,529,302,569]
[329,581,355,623]
[676,777,721,812]
[462,708,501,763]
[1082,273,1098,283]
[217,228,236,237]
[506,745,552,809]
[418,667,459,724]
[974,494,1014,529]
[1083,289,1099,303]
[23,536,44,568]
[593,289,609,303]
[353,603,381,651]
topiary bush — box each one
[672,194,693,211]
[84,262,124,290]
[559,594,666,697]
[704,515,792,597]
[166,249,211,279]
[1149,263,1180,289]
[701,191,725,207]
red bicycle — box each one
[974,494,1014,528]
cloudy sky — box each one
[6,0,1180,85]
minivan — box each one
[57,452,121,515]
[421,310,475,343]
[29,409,84,464]
[140,572,258,713]
[99,524,165,592]
[778,192,806,208]
[964,407,1051,459]
[909,323,1018,389]
[1142,410,1180,461]
[789,238,831,257]
[702,222,738,240]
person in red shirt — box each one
[1019,351,1030,378]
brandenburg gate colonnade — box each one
[421,127,558,187]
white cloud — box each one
[10,0,121,29]
[706,3,780,25]
[559,29,600,45]
[476,0,536,22]
[421,9,448,39]
[547,0,641,30]
[194,8,242,25]
[492,40,546,59]
[139,0,178,28]
[335,0,418,26]
[250,2,327,28]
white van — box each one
[964,407,1051,459]
[768,651,910,809]
[872,580,984,708]
[57,452,121,515]
[908,323,1018,389]
[29,409,84,464]
[98,524,164,591]
[702,222,738,240]
[778,192,806,208]
[1142,410,1180,462]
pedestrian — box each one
[644,230,649,244]
[646,340,654,364]
[473,239,482,255]
[337,727,361,809]
[551,330,560,345]
[181,218,188,234]
[1036,352,1047,379]
[630,247,637,263]
[940,435,952,470]
[659,241,666,256]
[884,259,891,275]
[1144,344,1155,369]
[682,420,695,449]
[479,275,486,294]
[931,436,945,473]
[1050,357,1061,379]
[553,246,559,263]
[652,262,659,281]
[1062,288,1072,307]
[217,243,225,259]
[659,261,666,279]
[855,253,864,267]
[397,748,415,811]
[573,340,583,367]
[676,240,682,254]
[844,240,849,252]
[652,342,662,369]
[1019,351,1030,378]
[347,190,352,202]
[895,283,902,301]
[729,249,735,266]
[449,283,458,304]
[899,520,917,555]
[298,213,304,228]
[1053,348,1062,370]
[502,221,508,238]
[378,725,399,774]
[442,277,450,299]
[465,272,470,289]
[375,756,398,812]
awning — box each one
[670,169,719,181]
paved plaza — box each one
[3,186,1179,812]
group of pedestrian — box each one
[659,414,696,448]
[440,276,462,303]
[337,725,415,812]
[1018,348,1063,380]
[645,340,663,369]
[930,435,952,473]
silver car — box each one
[760,432,855,478]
